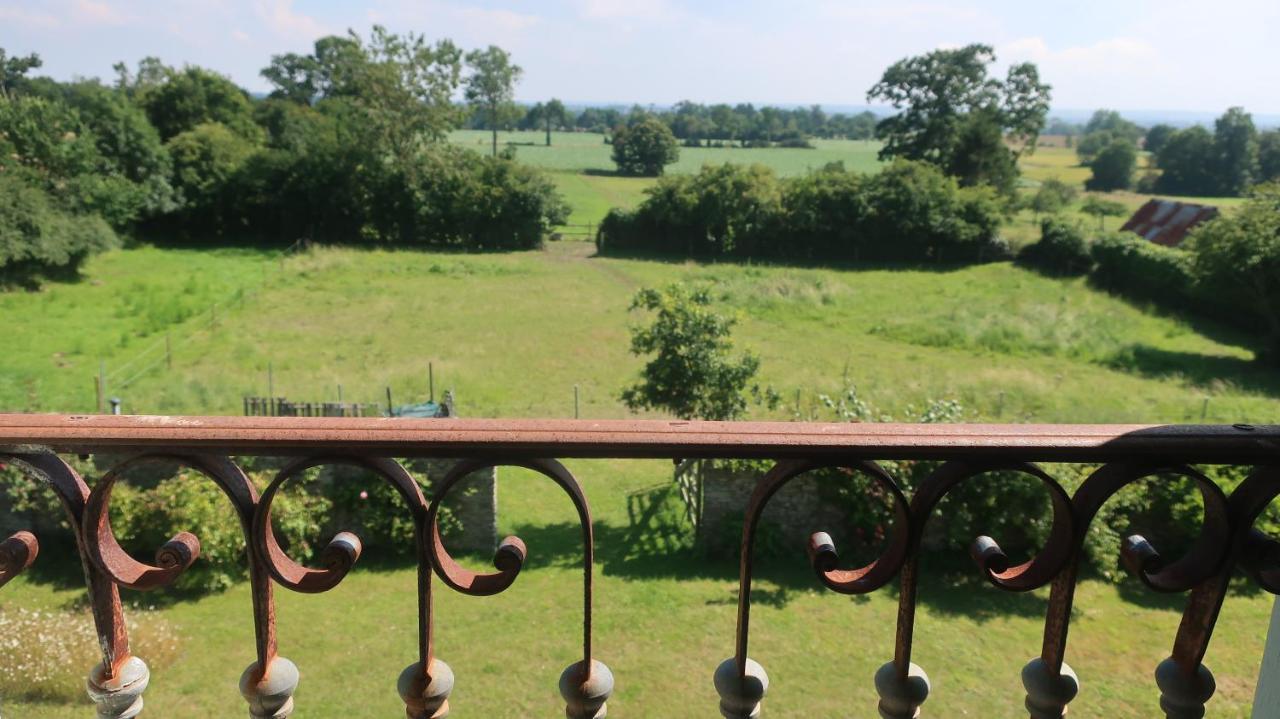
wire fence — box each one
[95,239,311,410]
[551,223,596,242]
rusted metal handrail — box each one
[1,413,1278,719]
[1,414,1278,460]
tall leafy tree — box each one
[1260,131,1280,183]
[0,48,41,99]
[1213,106,1259,196]
[527,98,569,146]
[140,65,260,141]
[1144,124,1176,155]
[1188,183,1280,362]
[866,44,1050,190]
[1155,126,1218,195]
[1085,139,1137,191]
[464,46,522,157]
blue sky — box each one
[2,0,1278,114]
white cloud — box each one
[576,0,679,22]
[1002,36,1158,70]
[0,5,62,28]
[74,0,125,26]
[251,0,328,43]
[455,7,539,32]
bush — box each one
[109,470,331,593]
[611,117,679,176]
[598,159,1007,264]
[1089,232,1196,308]
[598,163,780,257]
[1019,219,1092,275]
[0,175,118,286]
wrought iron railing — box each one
[1,414,1278,718]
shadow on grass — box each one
[592,246,1004,275]
[1101,345,1280,398]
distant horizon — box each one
[4,0,1278,117]
[529,102,1280,129]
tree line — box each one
[465,99,881,147]
[1074,108,1280,196]
[0,31,565,286]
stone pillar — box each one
[1254,599,1280,718]
[695,462,848,558]
[418,459,498,554]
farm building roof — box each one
[1120,199,1219,247]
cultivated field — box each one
[2,135,1276,718]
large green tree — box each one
[866,44,1049,190]
[140,65,259,141]
[1213,106,1260,196]
[611,117,678,176]
[1086,139,1137,191]
[1188,183,1280,362]
[1260,130,1280,183]
[464,45,522,157]
[1155,126,1217,195]
[0,48,41,99]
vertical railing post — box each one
[1255,598,1280,715]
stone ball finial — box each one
[1155,657,1215,719]
[560,659,613,718]
[86,655,150,719]
[397,658,454,719]
[713,657,768,719]
[240,656,299,719]
[874,661,930,719]
[1022,657,1079,719]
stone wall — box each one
[409,459,497,554]
[696,462,848,558]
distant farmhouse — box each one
[1120,199,1219,247]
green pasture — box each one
[450,129,884,231]
[3,243,1276,422]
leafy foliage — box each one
[1186,183,1280,362]
[1085,139,1137,191]
[465,45,522,156]
[611,117,679,176]
[139,64,261,142]
[866,43,1050,189]
[1029,178,1078,217]
[1089,231,1197,309]
[621,284,763,421]
[0,174,117,286]
[599,159,1006,264]
[1019,219,1092,276]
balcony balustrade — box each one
[1,414,1278,718]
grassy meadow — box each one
[2,134,1278,717]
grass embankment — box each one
[2,135,1276,717]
